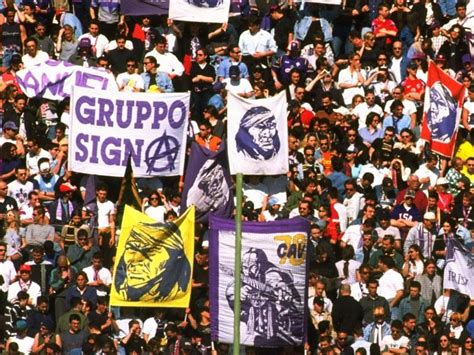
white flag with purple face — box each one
[169,0,230,23]
[227,91,288,175]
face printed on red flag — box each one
[421,62,466,157]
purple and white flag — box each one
[227,91,289,175]
[169,0,231,24]
[181,142,233,223]
[209,215,310,347]
[444,238,474,297]
[69,87,189,178]
[120,0,169,16]
[16,60,117,101]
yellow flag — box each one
[110,205,195,307]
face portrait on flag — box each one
[187,0,223,6]
[187,159,229,213]
[236,106,280,161]
[114,221,191,303]
[427,82,458,142]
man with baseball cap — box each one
[404,212,437,258]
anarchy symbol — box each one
[145,131,181,174]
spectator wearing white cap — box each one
[404,212,437,258]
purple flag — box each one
[120,0,169,16]
[209,215,310,347]
[181,142,233,224]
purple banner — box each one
[120,0,169,16]
[16,60,117,101]
[181,142,233,224]
[209,215,310,347]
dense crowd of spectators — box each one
[0,0,473,354]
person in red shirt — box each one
[372,3,398,48]
[402,61,425,102]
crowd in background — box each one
[0,0,473,354]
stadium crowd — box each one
[0,0,473,354]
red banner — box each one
[420,62,466,157]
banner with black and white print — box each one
[227,91,289,175]
[209,215,310,347]
[169,0,230,23]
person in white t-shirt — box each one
[143,191,167,223]
[116,59,144,93]
[223,65,254,99]
[8,167,34,208]
[378,255,404,320]
[83,185,116,268]
[82,252,112,297]
[78,20,109,58]
[5,320,34,354]
[380,320,410,353]
[21,37,49,69]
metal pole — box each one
[233,173,243,354]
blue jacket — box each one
[141,71,174,93]
[399,296,428,323]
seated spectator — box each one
[23,206,55,253]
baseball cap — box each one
[19,264,31,273]
[3,121,18,131]
[436,177,448,185]
[16,320,27,331]
[59,182,77,194]
[10,54,22,65]
[430,20,441,29]
[405,189,416,199]
[79,37,92,49]
[407,60,419,69]
[313,296,325,307]
[379,209,391,221]
[411,52,426,60]
[288,40,300,52]
[229,65,240,78]
[423,212,436,220]
[268,196,282,207]
[333,106,350,116]
[346,145,358,153]
[213,81,226,93]
[462,54,472,64]
[435,54,447,62]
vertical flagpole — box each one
[233,173,243,354]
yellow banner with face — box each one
[110,205,195,307]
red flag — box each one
[420,62,466,158]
